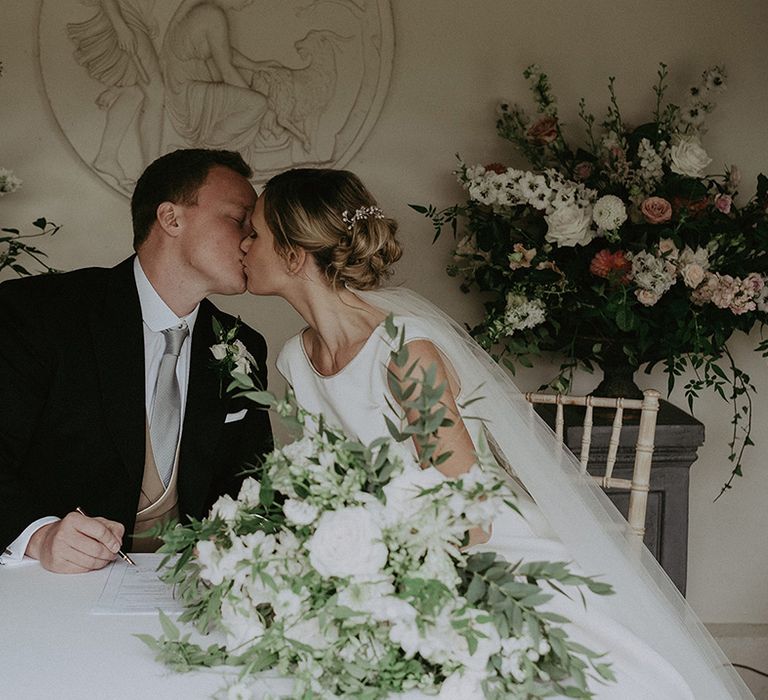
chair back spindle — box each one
[524,389,661,540]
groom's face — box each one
[176,165,257,296]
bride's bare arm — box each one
[386,339,478,478]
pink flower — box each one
[526,116,559,145]
[744,272,765,295]
[590,249,632,284]
[509,243,536,270]
[714,194,732,214]
[640,197,673,224]
[691,273,718,306]
[573,161,593,181]
[711,274,736,309]
[681,263,706,289]
[658,238,679,258]
[635,289,661,306]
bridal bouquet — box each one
[413,64,768,495]
[144,325,614,699]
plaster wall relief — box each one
[39,0,394,195]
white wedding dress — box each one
[276,288,753,700]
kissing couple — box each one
[0,148,750,698]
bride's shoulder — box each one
[390,314,441,344]
[275,331,306,378]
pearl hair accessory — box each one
[342,205,385,230]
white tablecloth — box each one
[0,555,291,699]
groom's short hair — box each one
[131,149,252,249]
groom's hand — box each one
[25,512,125,574]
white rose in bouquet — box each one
[210,494,239,524]
[307,506,388,579]
[283,498,320,526]
[669,135,712,177]
[237,477,261,507]
[544,201,594,246]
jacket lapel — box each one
[89,257,146,484]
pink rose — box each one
[640,197,673,224]
[658,238,679,258]
[714,194,732,214]
[681,263,705,289]
[526,116,559,145]
[635,289,661,306]
[573,162,593,181]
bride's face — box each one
[240,195,289,295]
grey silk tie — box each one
[150,323,189,487]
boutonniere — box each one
[210,316,256,397]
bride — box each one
[239,167,753,699]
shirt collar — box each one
[133,257,199,334]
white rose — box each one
[635,288,661,306]
[283,498,320,526]
[669,136,712,178]
[307,506,388,579]
[544,201,594,246]
[210,343,228,361]
[592,194,627,231]
[210,494,239,523]
[681,263,706,289]
[237,477,261,507]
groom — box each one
[0,148,272,573]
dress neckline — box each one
[298,320,388,379]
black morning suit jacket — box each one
[0,256,273,551]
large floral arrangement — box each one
[144,323,614,699]
[413,64,768,495]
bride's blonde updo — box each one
[262,168,402,290]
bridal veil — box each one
[354,285,753,700]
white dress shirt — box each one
[1,258,199,565]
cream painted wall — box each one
[1,0,766,623]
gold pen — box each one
[75,507,136,566]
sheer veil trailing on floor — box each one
[354,286,753,700]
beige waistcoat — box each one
[131,422,180,553]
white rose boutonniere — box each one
[210,316,257,397]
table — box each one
[0,556,292,700]
[534,400,705,595]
